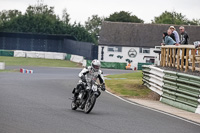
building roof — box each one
[99,21,200,48]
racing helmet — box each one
[91,59,101,72]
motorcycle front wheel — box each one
[71,101,78,110]
[84,94,96,114]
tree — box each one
[188,19,200,26]
[0,3,97,43]
[62,8,70,24]
[152,11,200,25]
[105,11,144,23]
[0,9,21,26]
[85,15,104,44]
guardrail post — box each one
[163,48,166,67]
[160,48,163,66]
[192,49,195,71]
[167,48,169,66]
[177,48,180,70]
[185,48,189,72]
[181,48,185,71]
[173,48,176,67]
[170,48,172,67]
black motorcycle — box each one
[71,81,103,114]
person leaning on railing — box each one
[161,32,180,46]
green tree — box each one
[0,3,97,43]
[152,11,200,25]
[105,11,144,23]
[85,15,104,44]
[62,8,70,24]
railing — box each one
[160,45,200,72]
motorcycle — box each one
[71,81,103,114]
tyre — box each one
[71,101,77,110]
[84,95,96,114]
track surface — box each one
[0,67,199,133]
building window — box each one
[108,46,122,52]
[139,48,150,54]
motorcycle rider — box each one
[72,59,106,101]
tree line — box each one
[0,3,199,44]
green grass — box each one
[0,69,19,73]
[106,71,151,98]
[0,56,79,67]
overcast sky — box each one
[0,0,199,24]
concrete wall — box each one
[98,45,159,69]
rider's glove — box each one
[81,75,86,82]
[101,83,106,91]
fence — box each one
[0,32,98,60]
[160,45,200,72]
[142,65,200,114]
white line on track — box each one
[105,90,200,126]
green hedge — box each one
[87,60,126,70]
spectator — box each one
[169,26,180,44]
[167,29,176,42]
[179,26,189,44]
[161,31,179,46]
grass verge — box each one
[0,69,19,73]
[0,56,79,68]
[105,71,154,99]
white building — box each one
[98,21,160,69]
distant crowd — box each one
[161,26,200,48]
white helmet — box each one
[91,59,101,72]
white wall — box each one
[98,45,159,69]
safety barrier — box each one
[13,50,67,60]
[0,62,5,70]
[0,50,14,57]
[142,65,200,114]
[70,55,84,64]
[20,68,34,74]
[2,50,87,66]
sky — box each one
[0,0,199,24]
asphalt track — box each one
[0,67,200,133]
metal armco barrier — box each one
[142,65,200,114]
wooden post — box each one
[198,49,200,67]
[185,48,189,72]
[177,48,180,70]
[160,48,163,66]
[192,49,195,71]
[166,48,169,66]
[181,48,185,71]
[170,48,172,67]
[173,48,176,67]
[163,48,166,67]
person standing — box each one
[179,26,189,44]
[169,26,180,44]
